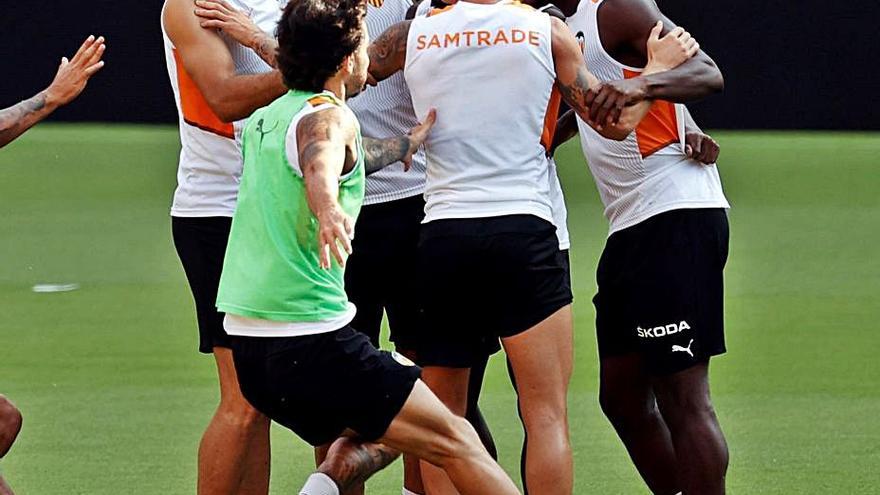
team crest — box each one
[368,0,384,7]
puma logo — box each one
[672,339,694,358]
[255,118,278,147]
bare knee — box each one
[0,395,23,457]
[216,397,268,430]
[599,386,656,428]
[423,416,483,469]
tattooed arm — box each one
[1,36,106,149]
[368,20,412,83]
[194,0,279,68]
[297,106,359,269]
[363,109,436,174]
[552,18,699,140]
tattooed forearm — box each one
[320,441,401,492]
[368,20,411,82]
[363,136,411,174]
[557,66,594,120]
[0,92,55,149]
[249,31,279,68]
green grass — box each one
[1,125,878,493]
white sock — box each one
[402,489,423,495]
[299,473,339,495]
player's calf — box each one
[0,395,22,458]
[315,437,399,495]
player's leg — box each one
[599,354,679,494]
[381,380,520,495]
[417,366,471,494]
[503,306,574,495]
[0,395,21,458]
[652,361,728,494]
[464,354,497,459]
[199,348,271,495]
[0,395,22,495]
[172,217,270,495]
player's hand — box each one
[685,132,720,164]
[585,79,647,128]
[645,21,699,74]
[45,35,106,108]
[195,0,261,47]
[317,206,355,269]
[401,108,437,171]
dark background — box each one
[1,0,877,130]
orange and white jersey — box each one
[161,0,283,217]
[405,0,558,224]
[566,0,729,235]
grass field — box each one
[0,125,878,494]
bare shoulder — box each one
[163,0,218,47]
[296,105,357,147]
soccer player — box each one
[0,35,106,149]
[161,0,287,493]
[536,0,730,493]
[213,1,521,494]
[0,35,106,495]
[368,3,698,493]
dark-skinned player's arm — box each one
[554,20,699,142]
[163,0,285,123]
[194,0,280,68]
[597,0,723,103]
[367,20,412,85]
[363,108,437,174]
[297,106,359,269]
[682,107,720,164]
[1,36,106,149]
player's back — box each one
[404,0,557,223]
[160,0,279,217]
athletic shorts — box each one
[172,216,232,354]
[345,195,425,351]
[594,208,730,375]
[417,214,573,368]
[231,326,421,446]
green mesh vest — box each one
[216,90,365,322]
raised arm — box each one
[363,109,436,174]
[368,20,411,84]
[1,36,105,149]
[163,0,285,123]
[297,107,359,269]
[597,0,723,102]
[194,0,280,68]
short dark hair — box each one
[276,0,367,93]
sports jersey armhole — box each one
[285,103,359,182]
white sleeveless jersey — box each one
[161,0,283,217]
[405,0,558,224]
[566,0,729,235]
[348,0,427,205]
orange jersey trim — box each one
[173,50,235,140]
[541,84,562,153]
[307,95,339,107]
[623,68,679,158]
[428,5,454,17]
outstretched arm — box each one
[164,0,285,122]
[368,20,411,83]
[597,0,723,102]
[297,107,359,269]
[363,108,436,174]
[194,0,280,68]
[1,36,106,149]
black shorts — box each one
[345,195,425,351]
[231,326,421,446]
[594,208,730,375]
[172,216,232,354]
[417,215,573,368]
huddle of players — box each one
[163,0,730,494]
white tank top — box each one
[405,0,558,224]
[348,0,427,206]
[161,0,283,217]
[566,0,729,235]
